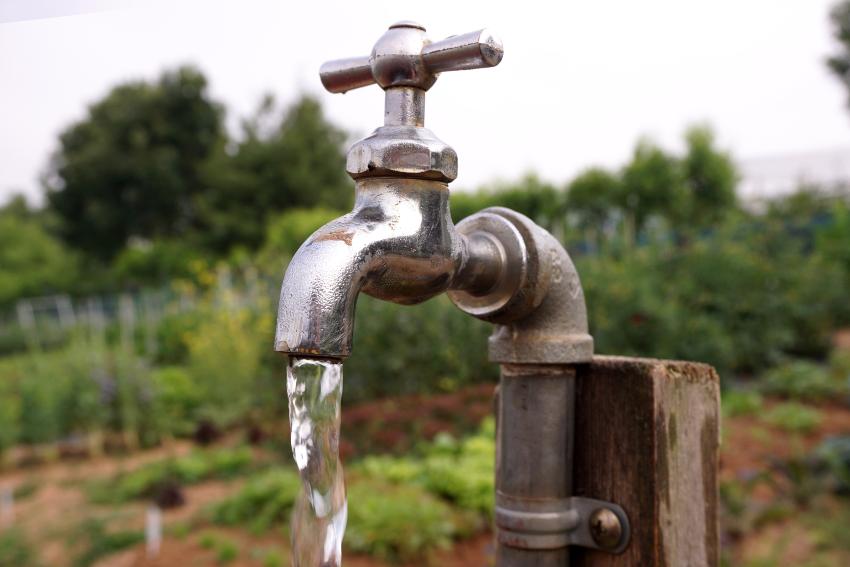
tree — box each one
[0,197,78,305]
[565,167,622,243]
[197,95,351,252]
[45,66,224,260]
[450,173,565,236]
[681,125,738,226]
[620,139,689,236]
[827,1,850,108]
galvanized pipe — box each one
[496,365,577,566]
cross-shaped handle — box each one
[319,21,504,94]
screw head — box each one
[589,507,623,550]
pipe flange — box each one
[449,208,550,324]
[448,208,546,323]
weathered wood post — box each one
[571,356,720,566]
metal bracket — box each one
[495,494,631,554]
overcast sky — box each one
[1,0,848,205]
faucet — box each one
[275,21,629,565]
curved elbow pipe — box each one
[448,207,594,364]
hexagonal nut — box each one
[346,126,458,182]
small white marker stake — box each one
[146,505,162,558]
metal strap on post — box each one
[496,493,631,554]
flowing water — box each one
[287,357,347,567]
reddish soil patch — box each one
[341,383,496,456]
[96,530,494,567]
[720,400,850,482]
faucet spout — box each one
[275,178,466,359]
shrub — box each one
[344,295,495,401]
[759,361,845,401]
[71,518,144,567]
[211,469,301,533]
[150,366,202,437]
[353,419,495,519]
[89,447,254,504]
[815,436,850,495]
[763,402,823,434]
[184,301,269,429]
[722,390,764,418]
[0,528,39,567]
[345,480,459,562]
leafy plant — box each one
[71,518,144,567]
[89,447,254,504]
[759,361,845,401]
[345,480,460,562]
[762,402,823,434]
[722,390,764,418]
[353,419,495,520]
[815,436,850,495]
[0,528,39,567]
[211,469,301,533]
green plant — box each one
[13,480,40,500]
[196,532,240,565]
[184,291,270,429]
[345,480,460,562]
[353,419,495,520]
[150,366,202,437]
[722,390,764,418]
[815,436,850,494]
[344,294,495,401]
[89,447,254,504]
[0,528,39,567]
[215,538,239,564]
[760,361,845,401]
[211,469,301,533]
[71,518,144,567]
[250,547,286,567]
[763,402,823,434]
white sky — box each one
[1,0,849,205]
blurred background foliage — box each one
[1,5,850,561]
[0,62,849,450]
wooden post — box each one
[571,356,720,567]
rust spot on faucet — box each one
[314,229,355,246]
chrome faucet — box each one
[275,21,628,565]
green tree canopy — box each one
[565,167,622,234]
[828,1,850,108]
[45,66,224,261]
[197,95,351,252]
[450,173,564,235]
[0,197,78,306]
[620,139,688,234]
[681,125,738,226]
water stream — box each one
[287,357,347,567]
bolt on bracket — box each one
[495,494,631,554]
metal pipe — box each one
[496,365,576,566]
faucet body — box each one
[275,21,613,565]
[276,177,464,358]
